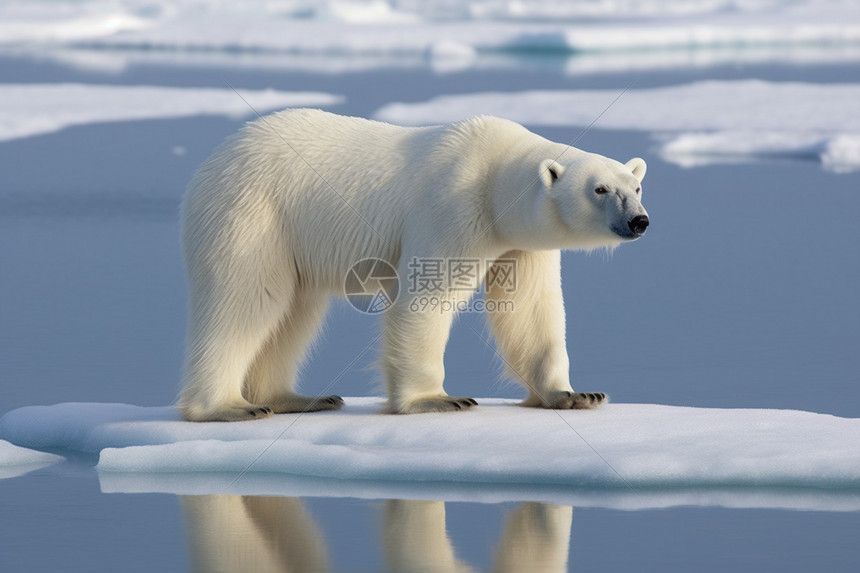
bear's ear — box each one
[539,159,565,188]
[626,157,647,182]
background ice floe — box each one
[2,398,859,509]
[0,439,65,479]
[2,0,859,74]
[375,80,860,172]
[0,84,342,143]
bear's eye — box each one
[635,187,641,194]
[594,186,609,195]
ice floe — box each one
[375,80,860,172]
[0,84,343,143]
[2,1,859,73]
[0,439,65,479]
[1,399,859,495]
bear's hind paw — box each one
[267,394,345,414]
[400,396,478,414]
[545,391,608,410]
[187,405,274,422]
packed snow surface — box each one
[0,84,343,143]
[375,80,860,172]
[2,399,859,492]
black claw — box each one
[248,410,257,417]
[467,398,478,406]
[452,401,462,410]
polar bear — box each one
[178,109,648,422]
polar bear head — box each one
[536,153,649,250]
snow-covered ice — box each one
[0,439,64,479]
[0,84,343,143]
[97,470,860,513]
[375,80,860,172]
[4,0,858,53]
[2,1,859,73]
[1,398,859,510]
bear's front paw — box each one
[544,391,608,410]
[400,396,478,414]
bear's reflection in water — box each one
[180,496,329,573]
[180,496,573,573]
[384,500,572,573]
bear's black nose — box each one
[628,215,649,236]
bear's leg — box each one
[382,294,477,414]
[178,318,281,422]
[485,249,608,410]
[244,290,344,414]
[178,255,297,422]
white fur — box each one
[177,109,648,421]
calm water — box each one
[1,54,859,571]
[3,466,860,571]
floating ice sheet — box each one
[99,472,860,513]
[0,439,65,479]
[3,0,859,53]
[375,80,860,172]
[2,1,860,73]
[0,84,343,143]
[1,399,859,495]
